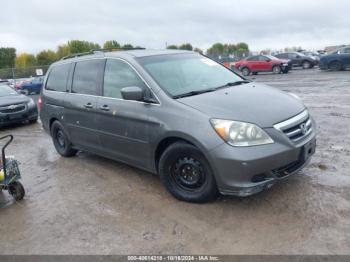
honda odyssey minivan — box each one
[40,49,316,203]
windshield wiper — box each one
[215,80,251,90]
[173,88,217,99]
[173,80,251,99]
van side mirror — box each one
[121,86,144,101]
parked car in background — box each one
[234,55,291,76]
[0,83,38,128]
[40,49,316,203]
[319,46,350,71]
[275,52,317,69]
[301,51,320,64]
[16,77,44,95]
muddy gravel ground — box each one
[0,68,349,255]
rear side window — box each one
[103,59,146,99]
[259,56,269,61]
[72,59,104,95]
[246,56,258,61]
[46,63,70,92]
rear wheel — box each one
[241,67,251,76]
[329,61,342,71]
[51,121,77,157]
[159,142,218,203]
[272,65,281,74]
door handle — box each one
[84,103,93,109]
[99,105,110,111]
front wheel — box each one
[9,181,25,201]
[241,67,251,76]
[159,142,218,203]
[51,121,77,157]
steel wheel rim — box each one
[56,130,66,148]
[170,157,206,191]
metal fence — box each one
[0,65,50,80]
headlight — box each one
[210,119,274,146]
[27,99,35,107]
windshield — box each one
[138,53,243,97]
[0,84,18,97]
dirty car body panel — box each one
[40,50,316,198]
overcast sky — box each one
[1,0,349,54]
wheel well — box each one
[154,137,195,172]
[329,60,341,65]
[49,118,59,131]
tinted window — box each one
[103,59,146,99]
[72,60,104,95]
[344,48,350,54]
[246,56,259,61]
[46,63,70,92]
[259,56,269,61]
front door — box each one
[96,58,155,169]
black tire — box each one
[158,142,218,203]
[272,65,281,74]
[241,67,251,76]
[329,61,342,71]
[51,121,77,157]
[9,181,25,201]
[302,60,311,69]
[29,118,38,124]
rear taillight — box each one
[37,97,42,110]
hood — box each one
[0,94,30,107]
[177,82,305,128]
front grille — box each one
[274,110,313,144]
[271,158,305,178]
[0,104,26,114]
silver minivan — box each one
[39,49,316,203]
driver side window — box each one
[103,59,146,99]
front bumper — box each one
[208,121,316,197]
[0,106,38,127]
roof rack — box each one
[60,47,146,60]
